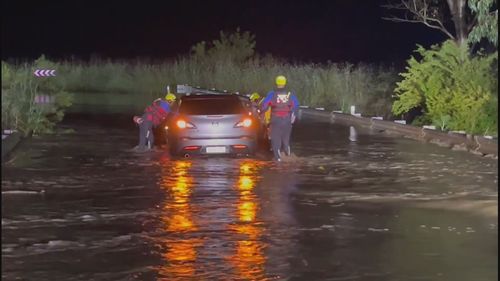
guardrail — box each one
[176,84,250,99]
[299,107,497,157]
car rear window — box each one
[179,97,245,115]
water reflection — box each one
[229,160,267,280]
[155,159,269,280]
[164,161,195,232]
[157,160,202,279]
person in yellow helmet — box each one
[260,75,300,161]
[260,100,272,132]
[249,92,271,142]
[250,92,272,141]
[250,92,261,103]
[131,89,177,152]
[249,92,262,116]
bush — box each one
[1,56,73,136]
[392,40,498,135]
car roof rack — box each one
[178,85,250,99]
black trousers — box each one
[270,115,292,159]
[138,113,154,149]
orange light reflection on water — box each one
[229,160,267,280]
[157,160,202,280]
[156,159,269,280]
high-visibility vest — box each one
[270,90,293,117]
[144,100,169,126]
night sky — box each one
[2,0,447,63]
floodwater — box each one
[2,114,498,281]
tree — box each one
[468,0,498,46]
[391,40,498,134]
[190,28,256,64]
[382,0,498,47]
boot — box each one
[284,146,291,156]
[131,145,150,153]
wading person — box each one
[260,75,299,161]
[250,92,272,143]
[132,93,177,152]
[249,92,261,116]
[250,92,265,131]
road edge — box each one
[2,132,23,162]
[299,108,498,158]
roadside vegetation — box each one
[56,57,397,118]
[2,0,497,137]
[392,40,498,135]
[384,0,498,135]
[1,56,73,136]
[2,29,399,135]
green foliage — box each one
[393,40,498,135]
[1,56,73,136]
[411,115,433,127]
[468,0,498,47]
[191,28,256,64]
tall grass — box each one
[54,56,398,117]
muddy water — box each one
[2,114,498,281]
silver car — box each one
[167,93,260,157]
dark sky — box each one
[2,0,447,63]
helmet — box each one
[165,93,176,102]
[275,75,287,87]
[250,92,261,102]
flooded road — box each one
[2,114,498,281]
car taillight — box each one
[235,118,252,128]
[177,119,195,129]
[177,120,186,128]
[184,146,200,150]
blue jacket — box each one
[159,100,171,113]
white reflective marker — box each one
[349,126,357,142]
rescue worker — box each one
[250,92,272,142]
[132,93,177,152]
[250,92,269,142]
[249,92,261,116]
[260,96,272,141]
[261,75,299,161]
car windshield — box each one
[179,97,245,115]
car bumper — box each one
[171,136,257,155]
